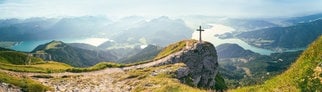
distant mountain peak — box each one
[31,40,117,67]
[216,43,257,58]
[32,40,66,52]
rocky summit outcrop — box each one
[152,41,219,89]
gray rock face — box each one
[180,42,218,88]
[32,53,52,61]
[154,41,219,89]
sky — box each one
[1,0,322,19]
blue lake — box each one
[192,24,275,55]
[11,40,52,52]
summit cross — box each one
[196,26,205,42]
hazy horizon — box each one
[1,0,322,19]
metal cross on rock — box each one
[196,26,205,43]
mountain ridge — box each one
[237,19,322,51]
[31,40,117,67]
[216,43,258,58]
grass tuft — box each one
[0,71,53,92]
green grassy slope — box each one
[0,51,43,65]
[231,36,322,92]
[0,61,72,73]
[154,39,198,60]
[0,50,72,73]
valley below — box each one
[0,12,322,92]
